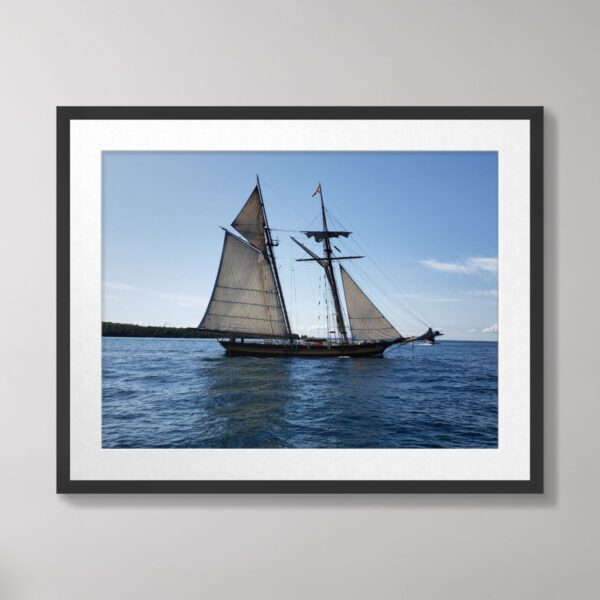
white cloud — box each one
[469,258,498,273]
[467,328,477,333]
[421,257,498,275]
[420,259,470,274]
[104,281,207,308]
[482,322,498,334]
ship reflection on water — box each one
[197,355,295,448]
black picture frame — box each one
[57,106,543,494]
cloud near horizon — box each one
[482,322,498,334]
[104,281,207,309]
[421,257,498,275]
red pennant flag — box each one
[312,184,321,197]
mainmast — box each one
[315,185,349,343]
[256,176,294,342]
[292,184,364,344]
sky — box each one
[102,151,498,341]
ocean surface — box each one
[102,338,497,449]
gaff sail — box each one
[231,186,266,251]
[340,266,401,341]
[198,231,288,338]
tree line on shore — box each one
[102,322,211,338]
[102,322,302,339]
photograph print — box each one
[102,151,498,450]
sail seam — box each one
[215,285,278,295]
[205,314,285,323]
[210,298,281,308]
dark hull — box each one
[219,340,396,357]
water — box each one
[102,338,497,449]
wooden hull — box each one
[219,340,395,357]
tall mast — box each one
[316,184,349,344]
[256,176,294,342]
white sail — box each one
[199,232,288,338]
[340,267,400,341]
[231,186,266,250]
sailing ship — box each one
[198,178,442,357]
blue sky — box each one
[102,151,498,341]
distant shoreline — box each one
[102,322,213,338]
[102,322,496,342]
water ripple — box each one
[102,338,497,448]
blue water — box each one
[102,338,497,449]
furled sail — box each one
[303,230,350,243]
[231,186,266,250]
[198,231,288,338]
[340,267,400,341]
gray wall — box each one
[1,1,598,598]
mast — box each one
[256,176,294,342]
[316,184,349,344]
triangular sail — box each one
[198,231,288,338]
[340,267,400,341]
[231,186,266,250]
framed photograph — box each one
[57,106,543,493]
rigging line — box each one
[337,237,428,330]
[288,247,294,335]
[326,207,434,327]
[323,271,330,340]
[322,204,420,313]
[327,206,435,327]
[332,228,421,323]
[260,177,315,229]
[285,189,419,334]
[316,275,322,332]
[343,260,422,330]
[287,236,300,335]
[349,261,428,332]
[293,266,299,333]
[322,274,332,340]
[342,247,428,328]
[282,202,406,331]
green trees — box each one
[102,322,210,338]
[102,322,301,339]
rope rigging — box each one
[260,175,436,335]
[325,204,434,329]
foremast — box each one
[256,176,294,343]
[198,181,292,341]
